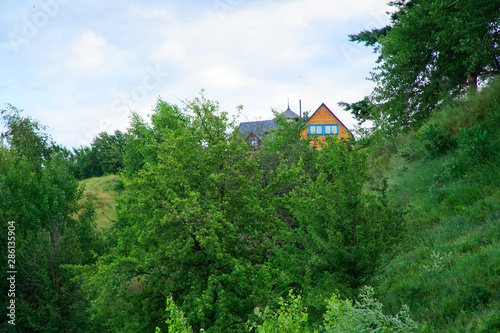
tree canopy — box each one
[342,0,500,132]
[0,105,105,332]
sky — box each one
[0,0,391,149]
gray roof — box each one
[239,120,277,140]
[280,107,300,119]
[239,107,301,140]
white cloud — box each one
[67,31,107,71]
[294,0,390,22]
[65,30,132,77]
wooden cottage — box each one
[301,103,352,147]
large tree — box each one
[78,96,282,332]
[343,0,500,131]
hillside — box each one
[364,80,500,332]
[79,174,122,230]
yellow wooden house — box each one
[301,103,352,147]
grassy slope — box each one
[79,174,122,230]
[367,80,500,332]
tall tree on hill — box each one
[341,0,500,132]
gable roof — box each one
[306,103,353,136]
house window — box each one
[309,125,323,135]
[249,139,257,145]
[324,124,339,135]
[309,124,338,135]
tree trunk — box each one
[467,73,478,92]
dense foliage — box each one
[368,79,500,332]
[2,78,499,331]
[0,105,105,332]
[157,287,417,333]
[68,130,126,180]
[2,2,500,328]
[341,0,500,132]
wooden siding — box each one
[300,103,351,146]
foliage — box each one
[77,94,403,332]
[1,104,55,168]
[10,76,496,333]
[122,97,189,176]
[338,97,374,124]
[362,79,500,332]
[324,286,417,333]
[0,106,104,332]
[347,0,500,132]
[155,297,195,333]
[418,123,453,158]
[69,130,126,180]
[274,137,403,322]
[78,95,282,332]
[247,287,417,333]
[248,290,313,333]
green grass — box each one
[366,79,500,332]
[79,174,122,230]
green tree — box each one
[0,106,104,332]
[345,0,500,131]
[122,98,189,176]
[79,95,281,332]
[273,137,402,322]
[69,130,126,180]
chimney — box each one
[299,99,302,118]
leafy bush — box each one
[456,127,489,160]
[247,287,417,333]
[324,286,417,333]
[248,291,312,333]
[418,123,453,158]
[156,297,195,333]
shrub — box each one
[156,297,196,333]
[324,286,418,333]
[248,291,313,333]
[418,123,453,158]
[248,287,418,333]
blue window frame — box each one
[249,139,257,145]
[308,124,338,136]
[309,125,323,135]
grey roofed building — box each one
[238,107,301,143]
[238,120,277,141]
